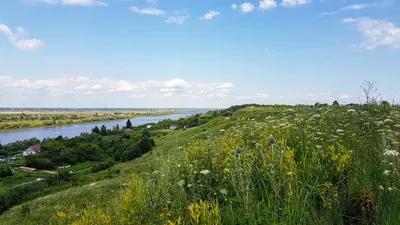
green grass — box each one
[4,105,400,225]
[0,116,236,225]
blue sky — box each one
[0,0,399,108]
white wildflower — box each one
[177,180,185,187]
[378,185,384,190]
[316,145,322,149]
[384,119,394,124]
[383,150,399,157]
[383,170,391,175]
[219,189,228,195]
[200,169,211,175]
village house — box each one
[23,145,41,157]
[169,124,178,130]
[123,128,134,133]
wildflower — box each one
[177,164,181,168]
[347,109,356,113]
[378,185,384,190]
[187,184,193,188]
[219,189,228,195]
[336,129,344,133]
[220,129,225,132]
[384,119,394,124]
[177,180,185,187]
[316,145,322,149]
[388,187,393,191]
[383,150,399,156]
[383,170,391,175]
[200,170,210,175]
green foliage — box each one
[92,126,100,133]
[0,166,12,178]
[91,159,115,173]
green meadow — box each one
[2,104,400,225]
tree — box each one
[92,126,100,134]
[115,124,120,130]
[360,81,381,105]
[126,119,132,129]
[333,100,339,106]
[142,129,150,138]
[138,136,152,154]
[100,125,108,136]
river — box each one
[0,109,210,145]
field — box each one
[1,104,400,225]
[0,109,182,132]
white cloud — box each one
[237,93,270,99]
[164,78,190,88]
[0,75,235,103]
[231,4,238,10]
[0,24,45,50]
[74,84,88,90]
[321,2,391,16]
[240,2,255,13]
[201,10,221,20]
[340,94,350,99]
[280,0,311,7]
[259,0,277,10]
[130,6,165,15]
[92,84,103,90]
[131,93,146,98]
[165,15,191,24]
[32,0,108,6]
[342,17,400,50]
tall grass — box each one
[27,106,400,224]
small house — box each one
[23,145,41,157]
[146,125,153,129]
[169,124,178,130]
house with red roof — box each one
[123,128,134,133]
[23,145,41,157]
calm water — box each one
[0,109,210,145]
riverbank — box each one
[0,109,185,132]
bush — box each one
[0,167,12,178]
[26,156,55,170]
[91,160,114,173]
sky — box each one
[0,0,399,108]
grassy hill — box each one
[1,116,234,225]
[2,105,400,225]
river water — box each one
[0,109,209,145]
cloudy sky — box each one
[0,0,399,108]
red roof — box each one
[31,145,41,152]
[124,128,134,132]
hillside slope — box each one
[1,116,234,225]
